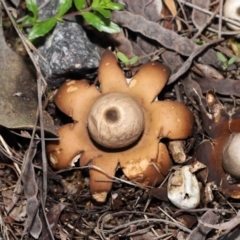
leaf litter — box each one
[2,0,240,239]
[0,24,55,134]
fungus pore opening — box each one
[237,7,240,15]
[104,107,119,123]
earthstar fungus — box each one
[46,50,194,202]
[194,90,240,198]
[223,0,240,30]
[222,133,240,179]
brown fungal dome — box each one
[222,133,240,179]
[193,90,240,199]
[46,50,194,202]
[87,92,144,148]
[223,0,240,30]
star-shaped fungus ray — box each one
[150,101,194,139]
[127,61,170,103]
[54,80,100,121]
[98,50,128,93]
[88,155,119,202]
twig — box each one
[0,135,21,175]
[41,200,55,240]
[37,75,47,207]
[97,212,192,235]
[158,206,185,227]
[168,38,223,84]
[218,0,223,39]
[198,211,240,230]
[0,0,48,208]
[178,0,240,29]
[207,27,240,35]
[90,165,148,190]
[192,5,220,40]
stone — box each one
[36,0,101,86]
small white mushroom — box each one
[223,0,240,30]
[167,165,200,209]
[222,133,240,179]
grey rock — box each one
[36,0,101,86]
[10,0,20,7]
[38,0,59,20]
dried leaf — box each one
[112,1,161,64]
[21,140,42,239]
[196,77,240,97]
[198,211,240,231]
[229,40,240,57]
[194,63,224,79]
[41,203,66,240]
[188,210,220,240]
[198,49,223,69]
[0,25,56,135]
[182,75,205,107]
[111,11,225,83]
[113,33,136,59]
[118,0,163,22]
[192,0,210,28]
[175,214,197,229]
[25,197,42,238]
[147,187,169,201]
[168,40,223,84]
[163,0,182,31]
[2,190,27,222]
[111,10,197,56]
[161,50,184,73]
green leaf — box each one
[129,56,138,65]
[98,21,121,33]
[26,0,38,20]
[92,0,100,6]
[56,0,72,17]
[56,17,64,22]
[21,15,35,26]
[117,52,129,63]
[196,39,206,45]
[74,0,86,11]
[91,6,111,18]
[104,2,124,11]
[102,0,111,3]
[217,52,227,63]
[28,17,57,41]
[82,12,121,33]
[222,62,228,70]
[228,56,237,65]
